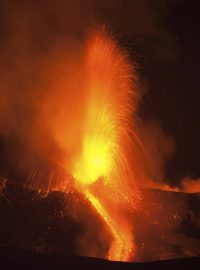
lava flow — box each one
[86,191,133,261]
[69,30,141,261]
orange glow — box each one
[24,28,143,261]
[142,177,200,193]
[181,177,200,193]
[69,29,141,261]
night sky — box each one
[136,1,200,183]
[0,0,199,187]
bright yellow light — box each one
[73,134,112,185]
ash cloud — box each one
[139,120,200,193]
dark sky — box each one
[135,1,200,183]
[0,0,199,186]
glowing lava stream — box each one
[85,190,133,261]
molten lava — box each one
[86,191,133,261]
[69,30,141,261]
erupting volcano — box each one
[61,30,142,261]
[0,1,200,269]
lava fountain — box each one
[68,29,142,262]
